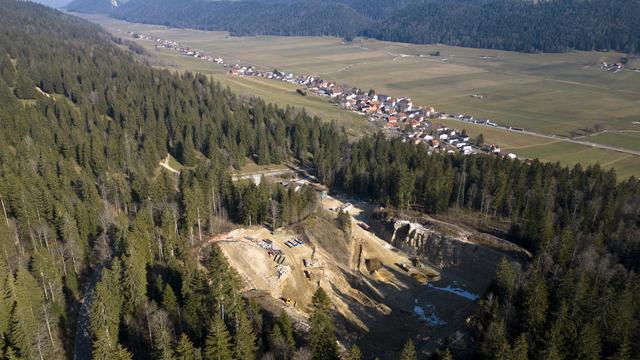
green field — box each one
[436,119,640,179]
[85,15,640,137]
[78,14,640,178]
[588,132,640,152]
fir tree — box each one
[204,315,233,360]
[309,288,337,360]
[345,345,362,360]
[510,334,528,360]
[400,339,417,360]
[175,333,200,360]
[234,310,257,360]
[13,73,35,100]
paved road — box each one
[446,118,640,157]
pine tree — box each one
[9,268,44,359]
[521,276,548,334]
[576,322,601,360]
[510,334,528,360]
[270,324,286,360]
[336,210,351,236]
[494,257,516,299]
[175,333,200,360]
[276,310,295,359]
[0,55,16,87]
[345,345,362,360]
[439,348,453,360]
[13,73,35,100]
[309,288,337,360]
[0,255,14,338]
[163,284,180,324]
[234,310,257,360]
[204,315,233,360]
[400,339,417,360]
[156,329,177,360]
[607,336,631,360]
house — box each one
[439,134,448,140]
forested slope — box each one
[0,1,344,358]
[66,0,640,53]
[1,0,639,359]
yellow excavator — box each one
[282,297,297,307]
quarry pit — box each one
[205,187,528,358]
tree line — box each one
[67,0,640,54]
[311,132,640,358]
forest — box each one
[65,0,640,54]
[1,0,639,359]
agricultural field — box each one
[80,14,640,178]
[436,119,640,179]
[85,15,640,136]
[588,132,640,152]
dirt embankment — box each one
[213,192,524,359]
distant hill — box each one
[65,0,128,13]
[66,0,640,53]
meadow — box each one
[588,132,640,152]
[80,14,640,178]
[89,15,640,136]
[436,119,640,179]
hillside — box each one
[66,0,640,53]
[2,0,640,358]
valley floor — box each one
[77,14,640,178]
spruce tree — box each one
[270,324,286,360]
[234,310,257,360]
[400,339,417,360]
[309,288,337,360]
[510,334,528,360]
[345,345,362,360]
[204,315,233,360]
[13,73,35,100]
[163,284,180,324]
[175,333,200,360]
[276,310,296,359]
[0,55,16,87]
[494,257,516,299]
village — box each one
[130,31,519,160]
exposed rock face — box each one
[388,219,505,290]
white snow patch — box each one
[413,300,446,326]
[427,283,479,301]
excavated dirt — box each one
[208,190,523,358]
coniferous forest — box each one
[66,0,640,54]
[0,0,639,359]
